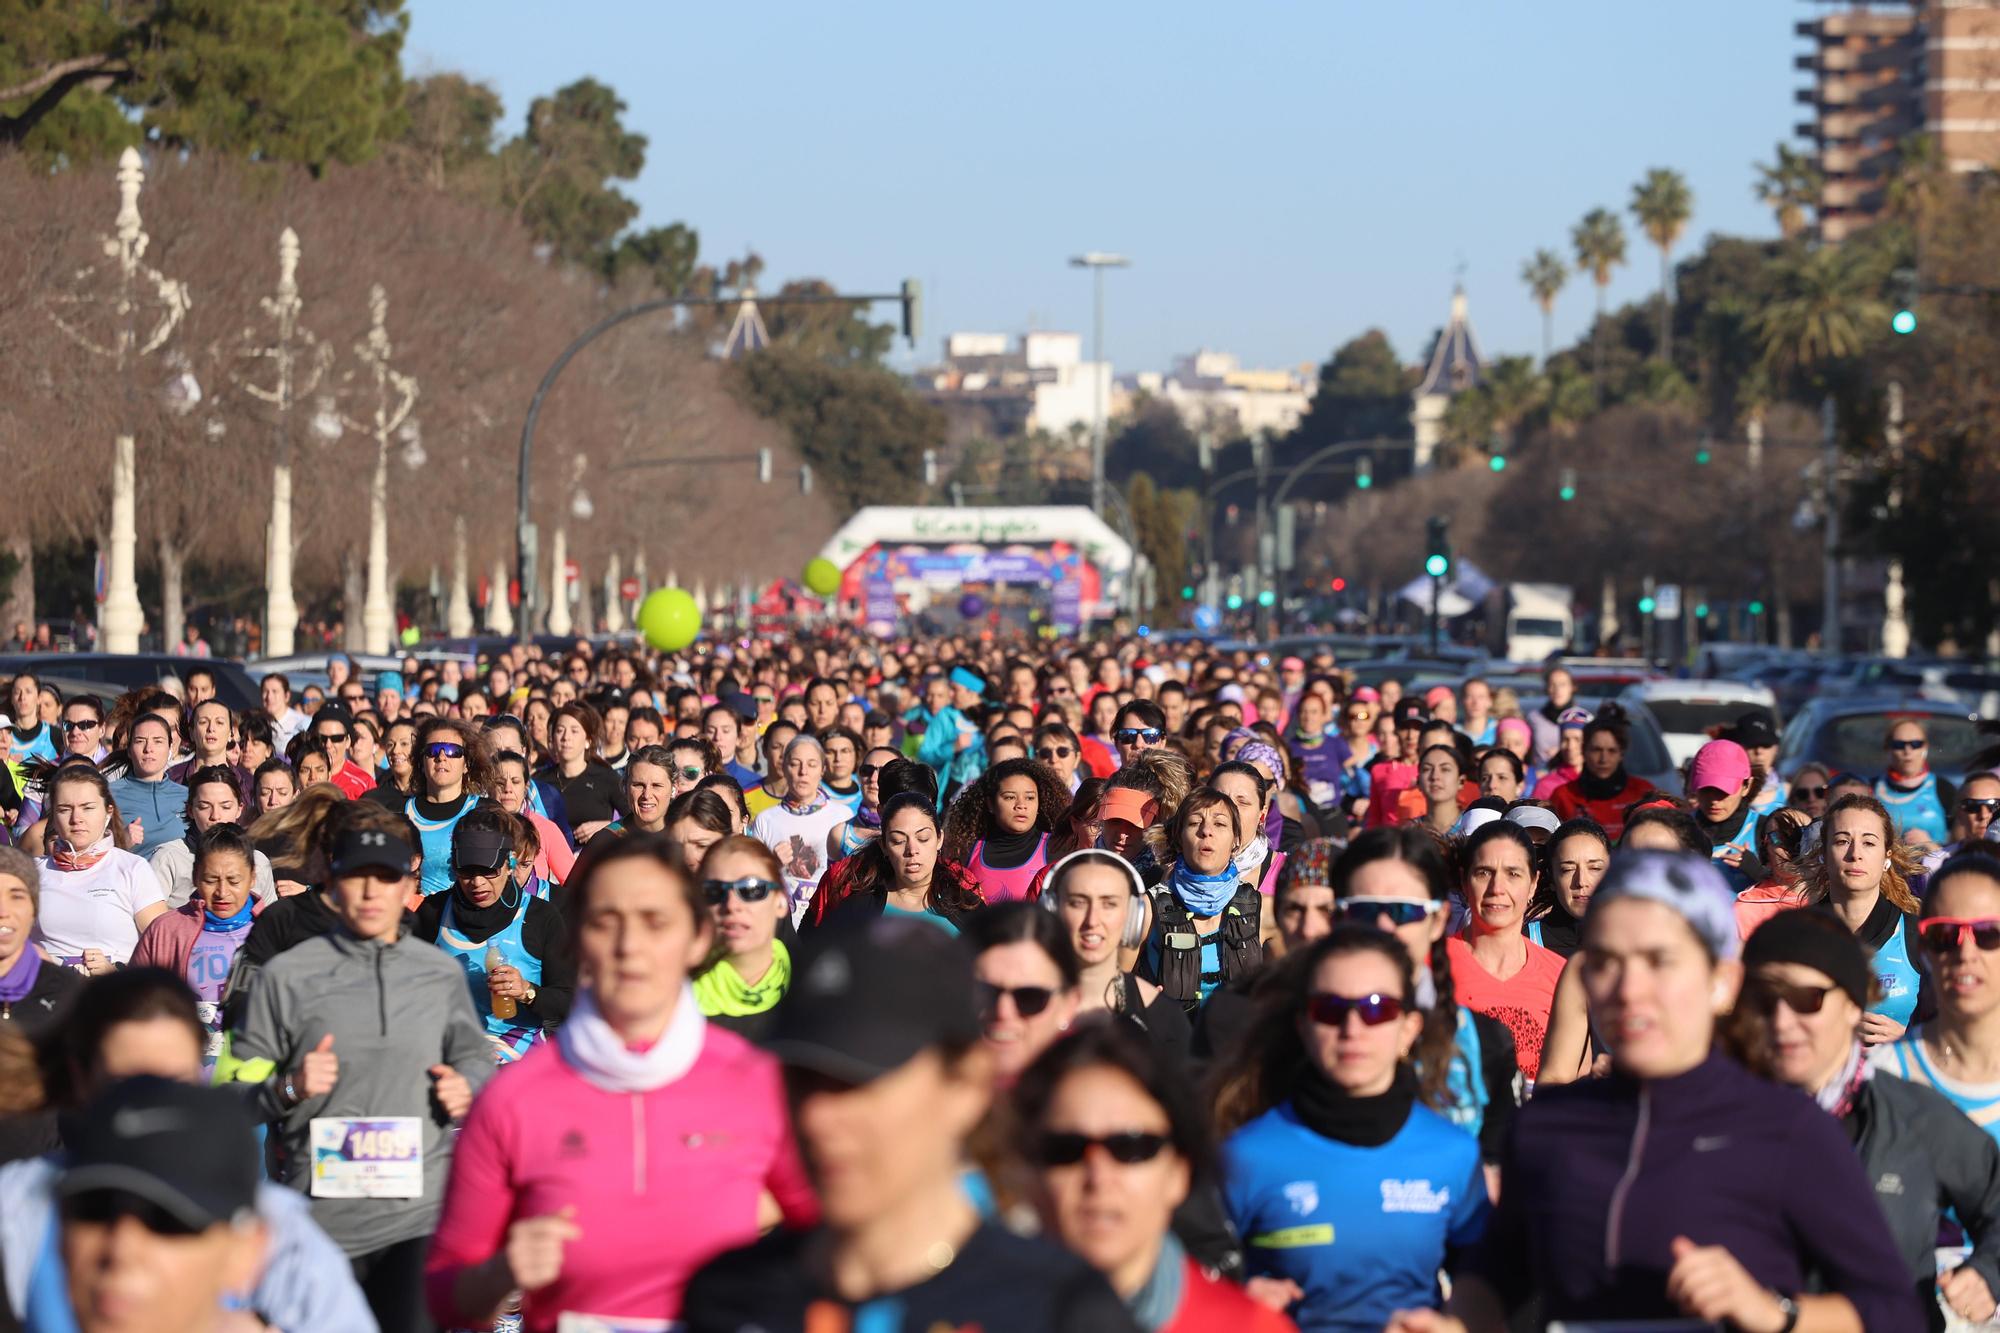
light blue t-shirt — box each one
[1222,1099,1488,1332]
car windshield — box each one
[1645,700,1763,737]
[1820,713,1986,776]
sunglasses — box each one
[1920,916,2000,955]
[1333,897,1440,928]
[1114,728,1163,745]
[1964,798,2000,816]
[1032,745,1074,760]
[858,763,884,779]
[455,860,508,880]
[1306,991,1406,1028]
[61,1189,205,1238]
[675,766,703,782]
[702,877,780,905]
[425,742,466,760]
[1793,785,1828,800]
[60,718,100,732]
[976,980,1056,1018]
[754,695,775,706]
[1036,1130,1170,1167]
[315,730,349,743]
[1742,979,1839,1017]
[1889,739,1927,752]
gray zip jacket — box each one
[232,927,492,1257]
[1851,1071,2000,1328]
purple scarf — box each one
[0,947,42,1004]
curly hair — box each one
[940,758,1069,864]
[1792,791,1922,912]
[414,716,495,798]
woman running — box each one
[34,764,165,973]
[1215,927,1488,1331]
[1209,761,1286,898]
[425,835,816,1332]
[490,747,577,887]
[748,735,850,923]
[536,702,624,841]
[807,790,984,935]
[1523,818,1608,958]
[826,744,900,863]
[146,764,277,909]
[132,823,262,1075]
[1047,849,1192,1064]
[405,716,497,898]
[690,836,793,1042]
[1799,792,1928,1042]
[0,846,81,1040]
[944,757,1065,904]
[963,901,1082,1085]
[1139,790,1264,1011]
[1448,820,1565,1084]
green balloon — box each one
[803,557,842,598]
[637,587,701,652]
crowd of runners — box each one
[0,633,1992,1332]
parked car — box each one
[1616,679,1780,768]
[1524,694,1683,797]
[0,654,259,712]
[1776,697,1989,784]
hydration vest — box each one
[407,794,482,897]
[435,895,544,1062]
[1145,882,1264,1010]
[1870,913,1922,1029]
[1877,772,1950,847]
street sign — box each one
[1193,605,1221,633]
[564,560,581,584]
[619,576,641,600]
[1653,583,1681,620]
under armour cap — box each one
[329,826,416,878]
[766,917,980,1085]
[451,822,511,875]
[58,1077,258,1231]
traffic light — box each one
[1890,267,1916,335]
[1638,595,1657,615]
[1355,455,1373,490]
[1257,589,1276,608]
[1694,447,1712,466]
[1748,599,1766,616]
[1694,601,1710,619]
[1330,576,1346,592]
[1488,453,1507,473]
[1558,467,1577,502]
[1180,584,1195,601]
[1424,515,1451,579]
[901,278,924,347]
[1225,593,1243,611]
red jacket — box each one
[1549,773,1654,840]
[1164,1256,1298,1333]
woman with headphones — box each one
[413,806,576,1064]
[1043,849,1192,1066]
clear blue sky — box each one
[406,0,1800,378]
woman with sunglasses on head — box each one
[1214,926,1489,1331]
[690,836,793,1042]
[1047,849,1192,1064]
[490,748,578,888]
[427,835,816,1332]
[663,736,718,799]
[1798,792,1930,1044]
[943,758,1067,905]
[1140,790,1265,1013]
[1448,820,1565,1085]
[1018,1025,1295,1333]
[1391,851,1921,1333]
[406,716,498,899]
[1737,910,2000,1331]
[1872,853,2000,1147]
[413,808,574,1065]
[826,744,901,864]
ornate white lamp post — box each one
[333,285,419,654]
[46,148,190,653]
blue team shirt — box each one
[1222,1099,1489,1332]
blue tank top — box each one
[1869,913,1922,1029]
[407,795,481,897]
[1436,1006,1493,1139]
[435,895,544,1062]
[838,819,875,859]
[1875,1037,2000,1148]
[1524,921,1543,949]
[1877,771,1950,846]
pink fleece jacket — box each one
[424,1022,817,1331]
[130,899,264,978]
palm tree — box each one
[1520,249,1568,365]
[1753,144,1822,241]
[1571,208,1627,397]
[1752,244,1890,386]
[1630,167,1694,365]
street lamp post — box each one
[235,227,331,659]
[46,148,190,654]
[1069,252,1130,518]
[335,286,419,655]
[1882,381,1910,659]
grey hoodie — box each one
[232,927,492,1257]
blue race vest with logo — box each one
[1877,772,1950,846]
[1870,913,1922,1029]
[435,895,544,1061]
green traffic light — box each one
[1694,602,1710,619]
[1489,455,1507,473]
[1257,589,1276,608]
[1424,555,1448,578]
[1892,309,1917,335]
[1695,449,1711,465]
[1748,600,1766,615]
[1558,485,1576,502]
[1180,585,1195,600]
[1638,596,1657,615]
[1225,593,1243,610]
[1356,474,1372,490]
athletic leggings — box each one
[351,1235,435,1333]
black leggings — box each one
[351,1235,435,1333]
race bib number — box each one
[309,1116,423,1199]
[1308,779,1339,806]
[195,1002,225,1062]
[555,1316,678,1332]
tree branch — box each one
[0,58,133,144]
[0,53,121,106]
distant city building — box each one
[911,331,1108,445]
[1409,285,1484,470]
[1797,1,2000,242]
[1120,350,1314,438]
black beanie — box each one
[1742,908,1872,1008]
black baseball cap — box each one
[329,826,417,878]
[862,709,893,731]
[721,691,759,722]
[766,918,980,1085]
[1392,699,1430,728]
[57,1077,259,1230]
[451,822,510,875]
[1727,710,1780,750]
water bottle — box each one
[485,947,517,1020]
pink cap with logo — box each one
[1688,739,1751,794]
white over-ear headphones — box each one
[1040,848,1150,951]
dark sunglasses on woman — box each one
[1035,1130,1169,1166]
[1741,979,1839,1017]
[976,981,1054,1018]
[426,742,466,760]
[1920,916,2000,955]
[1333,897,1437,928]
[1307,991,1405,1027]
[701,877,780,905]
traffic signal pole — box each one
[1429,572,1441,655]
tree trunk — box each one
[1658,247,1673,365]
[157,537,186,652]
[1541,305,1553,367]
[0,534,32,642]
[1592,284,1606,400]
[342,547,366,652]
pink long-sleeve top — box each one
[424,1023,818,1331]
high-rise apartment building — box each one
[1796,1,2000,241]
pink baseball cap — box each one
[1496,717,1532,745]
[1425,686,1455,708]
[1688,739,1751,794]
[1281,656,1305,671]
[1352,686,1381,704]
